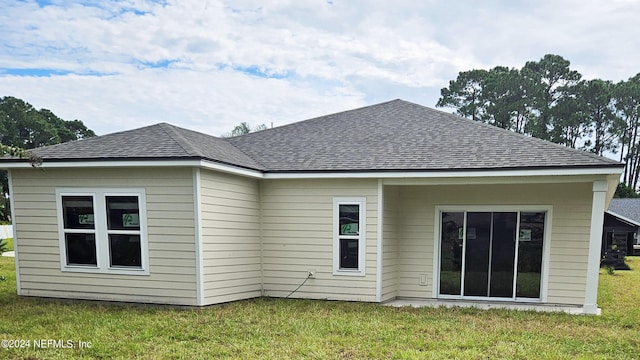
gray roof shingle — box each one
[20,122,264,170]
[228,99,621,172]
[1,99,623,173]
[608,199,640,225]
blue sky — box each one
[1,0,639,137]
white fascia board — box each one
[264,167,623,180]
[198,160,263,178]
[0,159,202,169]
[0,159,264,179]
[1,159,622,180]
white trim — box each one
[375,179,383,302]
[2,160,202,169]
[540,207,553,302]
[199,160,263,179]
[265,167,622,179]
[332,197,367,276]
[193,168,204,306]
[7,170,21,295]
[55,188,149,276]
[0,159,622,181]
[0,159,264,179]
[433,205,552,302]
[605,210,640,228]
[584,180,608,314]
[431,210,440,297]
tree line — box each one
[0,96,96,222]
[436,54,640,193]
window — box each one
[333,198,366,275]
[57,189,148,275]
[438,208,548,300]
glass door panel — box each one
[489,212,517,297]
[516,212,545,298]
[464,212,491,296]
[440,212,464,295]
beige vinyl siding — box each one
[261,179,378,301]
[393,182,593,306]
[10,167,197,305]
[199,169,261,304]
[381,186,399,302]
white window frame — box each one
[432,205,552,302]
[56,188,149,275]
[333,197,367,276]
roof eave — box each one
[606,210,640,228]
[0,158,623,181]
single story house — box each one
[0,100,624,314]
[603,198,640,258]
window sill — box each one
[61,265,149,276]
[333,269,366,277]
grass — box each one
[0,257,639,359]
[1,238,13,252]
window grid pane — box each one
[106,196,140,230]
[339,238,359,269]
[62,196,94,230]
[109,234,142,268]
[65,233,97,266]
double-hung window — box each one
[333,197,366,275]
[57,188,148,275]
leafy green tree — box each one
[576,79,621,155]
[436,69,489,122]
[482,66,530,132]
[521,54,582,140]
[549,88,589,148]
[224,122,268,137]
[0,96,95,148]
[613,74,640,189]
[614,182,640,198]
[0,96,94,222]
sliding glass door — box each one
[439,210,545,300]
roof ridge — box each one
[157,123,202,157]
[223,134,268,169]
[233,99,404,139]
[158,122,268,170]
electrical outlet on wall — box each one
[419,274,427,286]
[307,269,316,279]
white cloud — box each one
[0,0,639,136]
[0,68,365,136]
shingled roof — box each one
[1,99,623,173]
[608,199,640,225]
[22,122,264,170]
[228,99,621,172]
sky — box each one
[1,0,639,137]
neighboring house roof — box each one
[0,99,623,173]
[607,199,640,227]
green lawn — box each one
[0,238,12,252]
[1,257,639,359]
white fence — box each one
[0,225,13,239]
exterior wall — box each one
[199,169,261,305]
[10,167,198,305]
[261,179,378,301]
[394,182,593,306]
[381,186,399,302]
